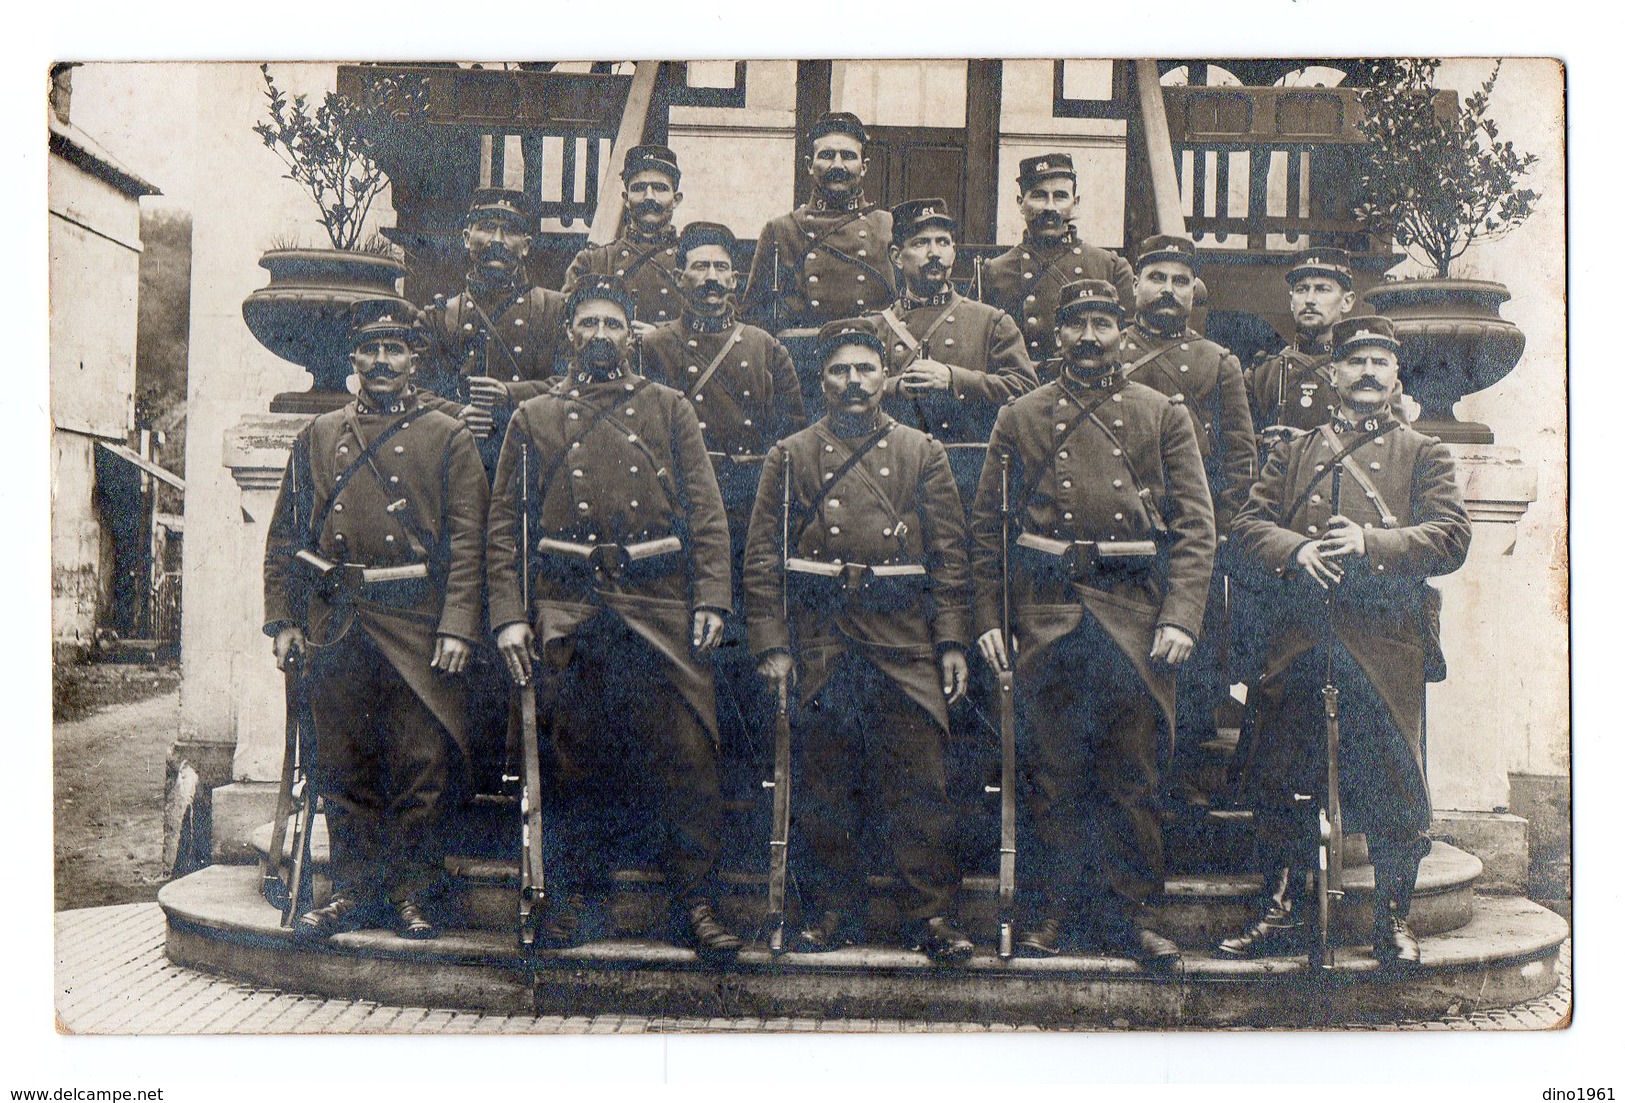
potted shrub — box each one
[241,65,427,412]
[1352,58,1541,443]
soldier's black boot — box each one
[1372,902,1422,968]
[1370,844,1423,968]
[916,916,976,965]
[796,909,859,953]
[394,899,438,940]
[293,893,381,943]
[1215,867,1303,958]
[1016,916,1065,958]
[687,902,744,958]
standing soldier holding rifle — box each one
[1219,315,1470,968]
[417,187,569,476]
[969,280,1214,968]
[743,317,975,964]
[487,274,744,957]
[263,299,490,942]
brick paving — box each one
[55,903,1571,1034]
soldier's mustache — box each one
[479,243,516,264]
[822,167,854,184]
[582,338,617,360]
[634,200,664,215]
[1154,293,1180,308]
[1069,340,1107,361]
[698,281,727,297]
[1355,375,1385,390]
[1034,211,1065,227]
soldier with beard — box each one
[874,198,1036,509]
[487,274,743,956]
[1116,235,1255,803]
[563,145,686,335]
[1219,316,1470,967]
[1246,248,1359,458]
[979,154,1136,369]
[264,299,489,943]
[417,188,569,476]
[741,112,896,331]
[639,222,808,761]
[970,280,1214,966]
[744,317,976,963]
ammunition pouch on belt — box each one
[785,557,928,613]
[1012,532,1162,585]
[294,549,433,607]
[535,535,685,586]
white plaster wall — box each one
[68,63,396,761]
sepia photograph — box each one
[40,44,1574,1068]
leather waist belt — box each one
[785,557,926,592]
[295,550,431,600]
[536,535,683,581]
[1014,533,1158,575]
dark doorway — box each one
[865,126,968,230]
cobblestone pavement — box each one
[55,903,1570,1034]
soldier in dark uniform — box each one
[970,281,1215,966]
[1219,315,1470,967]
[873,197,1037,507]
[487,274,743,956]
[640,221,809,757]
[979,153,1136,369]
[743,317,976,964]
[1116,234,1255,801]
[562,144,686,334]
[1245,247,1358,457]
[264,299,490,942]
[740,112,896,331]
[417,187,569,475]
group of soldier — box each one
[262,110,1472,973]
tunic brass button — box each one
[825,444,835,452]
[698,422,707,430]
[1023,272,1033,280]
[389,475,399,484]
[744,418,753,427]
[513,346,523,354]
[856,300,865,306]
[572,469,584,478]
[1179,364,1189,372]
[629,500,639,509]
[384,534,394,543]
[659,288,668,295]
[1114,512,1124,521]
[630,466,639,474]
[856,275,866,282]
[1058,450,1069,460]
[807,252,818,261]
[1056,422,1067,431]
[879,467,890,476]
[1113,479,1123,488]
[1061,479,1072,489]
[627,433,638,442]
[1370,461,1382,470]
[857,250,867,258]
[1072,247,1082,255]
[1310,494,1321,504]
[689,365,699,373]
[1374,437,1385,445]
[829,525,840,535]
[333,503,343,512]
[829,498,841,508]
[946,316,955,323]
[394,445,405,454]
[1112,448,1122,457]
[1063,512,1073,521]
[615,269,625,276]
[1074,267,1083,274]
[515,318,524,326]
[1028,317,1038,325]
[808,275,820,284]
[1113,419,1123,428]
[877,439,888,448]
[625,407,635,415]
[810,300,820,308]
[578,502,590,512]
[883,527,893,537]
[338,445,349,454]
[511,375,521,382]
[569,411,580,420]
[1112,393,1122,402]
[944,338,954,347]
[1308,524,1319,534]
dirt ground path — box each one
[54,686,180,911]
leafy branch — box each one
[1352,58,1540,278]
[252,65,429,251]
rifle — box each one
[763,452,795,953]
[972,254,985,302]
[992,450,1017,961]
[770,245,782,336]
[262,448,316,925]
[513,440,548,948]
[1313,461,1347,970]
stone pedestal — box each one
[211,411,310,860]
[1427,443,1539,812]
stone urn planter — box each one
[1361,278,1527,445]
[242,249,409,413]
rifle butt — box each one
[765,691,793,954]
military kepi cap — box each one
[1055,279,1125,322]
[349,297,420,345]
[1135,233,1198,272]
[807,111,868,146]
[566,273,636,321]
[891,197,958,245]
[816,316,886,363]
[466,187,533,228]
[1017,153,1076,191]
[621,144,681,183]
[1331,315,1402,358]
[676,221,737,265]
[1285,246,1354,288]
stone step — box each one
[159,863,1567,1028]
[249,820,1481,941]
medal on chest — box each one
[1299,381,1319,408]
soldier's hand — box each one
[900,358,953,393]
[1295,539,1346,589]
[1150,625,1196,666]
[940,647,969,706]
[977,628,1010,673]
[496,622,537,685]
[1320,515,1367,558]
[273,626,306,671]
[756,651,795,697]
[631,320,658,340]
[431,634,472,675]
[466,376,511,410]
[458,404,495,439]
[692,610,725,653]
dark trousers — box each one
[1021,615,1165,920]
[1248,641,1432,914]
[307,631,451,905]
[543,613,723,908]
[796,651,961,924]
[1171,571,1229,784]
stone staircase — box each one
[158,790,1568,1026]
